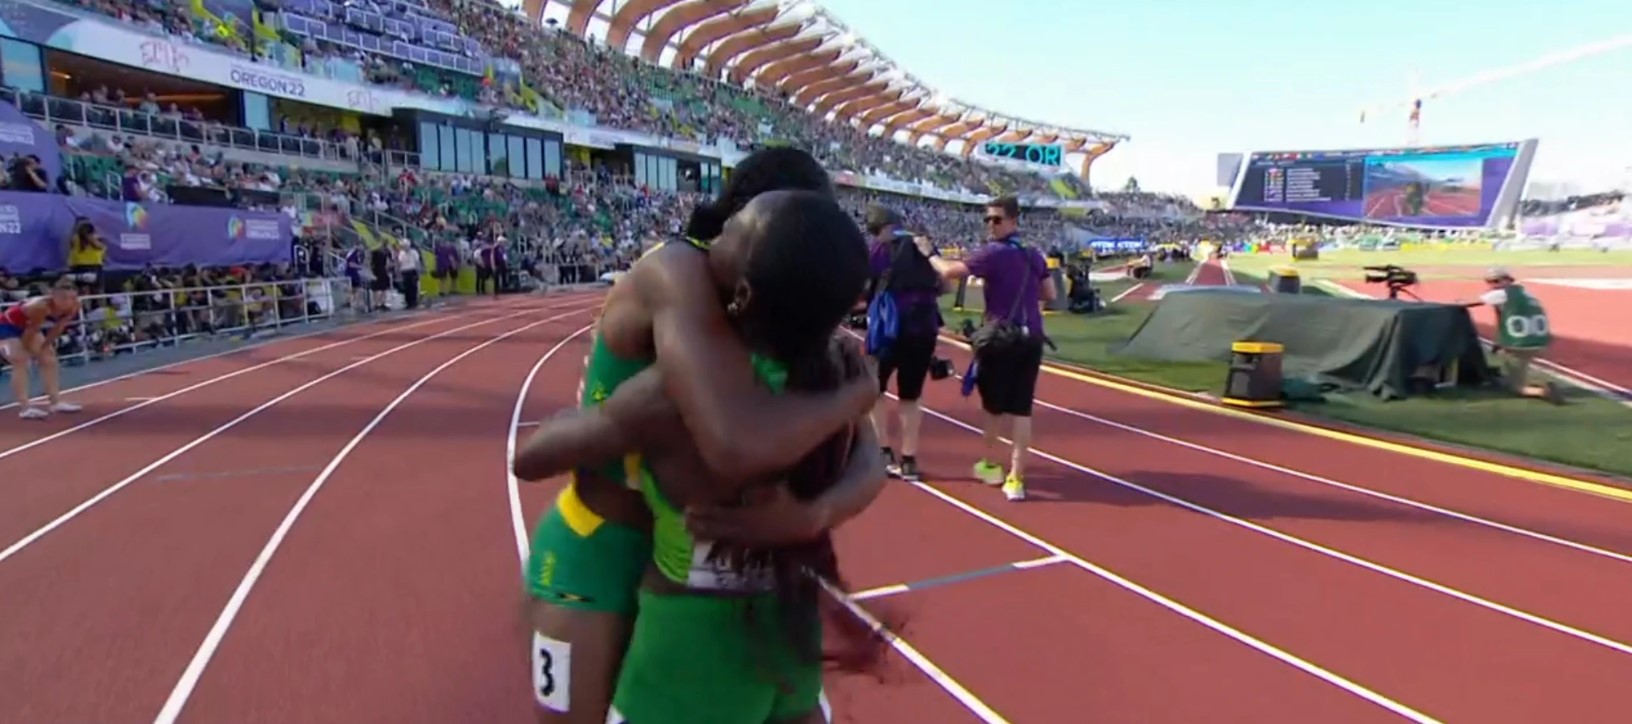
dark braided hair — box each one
[709,190,889,677]
[684,147,834,242]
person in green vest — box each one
[1462,267,1565,404]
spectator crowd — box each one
[1,0,1239,372]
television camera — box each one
[1362,264,1420,300]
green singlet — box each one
[524,237,712,615]
[1495,284,1551,350]
[611,356,825,724]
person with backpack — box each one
[863,205,946,481]
[917,196,1054,501]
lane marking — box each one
[1026,396,1632,567]
[153,465,324,483]
[935,332,1632,504]
[154,309,594,724]
[505,324,597,569]
[516,420,541,428]
[819,578,1011,724]
[850,555,1066,601]
[0,304,592,566]
[0,294,597,412]
[0,301,552,464]
[915,402,1632,660]
[1108,283,1144,304]
[870,387,1434,721]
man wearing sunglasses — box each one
[917,196,1053,501]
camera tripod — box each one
[1385,283,1422,301]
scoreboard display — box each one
[1225,140,1537,229]
[981,142,1064,167]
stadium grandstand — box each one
[519,0,1127,187]
[0,0,1215,302]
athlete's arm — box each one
[685,418,885,544]
[511,369,676,481]
[620,249,876,483]
[19,302,48,355]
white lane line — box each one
[848,555,1067,601]
[504,324,596,568]
[819,579,1012,724]
[153,309,593,724]
[1184,261,1204,285]
[935,331,1632,565]
[0,293,599,413]
[916,401,1632,659]
[0,311,421,412]
[0,304,589,566]
[0,302,546,463]
[1109,283,1144,303]
[866,384,1437,721]
[1220,259,1238,286]
[515,420,540,428]
[1028,396,1632,567]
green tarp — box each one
[1112,291,1493,399]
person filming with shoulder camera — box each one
[918,196,1052,501]
[861,205,949,482]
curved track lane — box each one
[4,289,1632,723]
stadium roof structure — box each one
[517,0,1128,179]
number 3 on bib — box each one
[532,631,572,712]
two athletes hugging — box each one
[513,148,899,724]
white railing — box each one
[48,277,357,367]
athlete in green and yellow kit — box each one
[513,149,885,723]
[521,190,885,724]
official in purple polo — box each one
[917,196,1052,501]
[864,205,946,482]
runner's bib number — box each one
[1504,314,1548,339]
[687,540,773,591]
[532,631,572,712]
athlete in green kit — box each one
[522,190,886,724]
[1461,266,1564,404]
[513,149,885,723]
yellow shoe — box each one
[973,460,1004,486]
[1001,474,1026,502]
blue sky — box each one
[813,0,1632,197]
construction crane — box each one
[1357,32,1632,145]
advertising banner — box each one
[0,192,291,272]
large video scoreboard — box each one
[1225,140,1538,229]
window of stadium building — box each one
[416,121,561,180]
[633,152,718,194]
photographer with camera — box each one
[919,196,1053,502]
[1460,267,1565,405]
[66,216,107,294]
[862,205,947,481]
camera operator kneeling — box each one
[864,206,947,481]
[1460,267,1565,405]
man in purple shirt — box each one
[433,237,460,302]
[864,205,946,482]
[919,196,1053,501]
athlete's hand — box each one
[913,235,935,258]
[686,486,826,545]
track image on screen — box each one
[1228,142,1526,228]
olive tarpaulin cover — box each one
[1111,291,1493,399]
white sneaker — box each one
[49,401,82,414]
[19,406,48,420]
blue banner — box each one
[0,192,291,272]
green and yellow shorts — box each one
[609,589,823,724]
[524,481,652,616]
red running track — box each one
[5,292,1632,722]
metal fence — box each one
[29,277,358,368]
